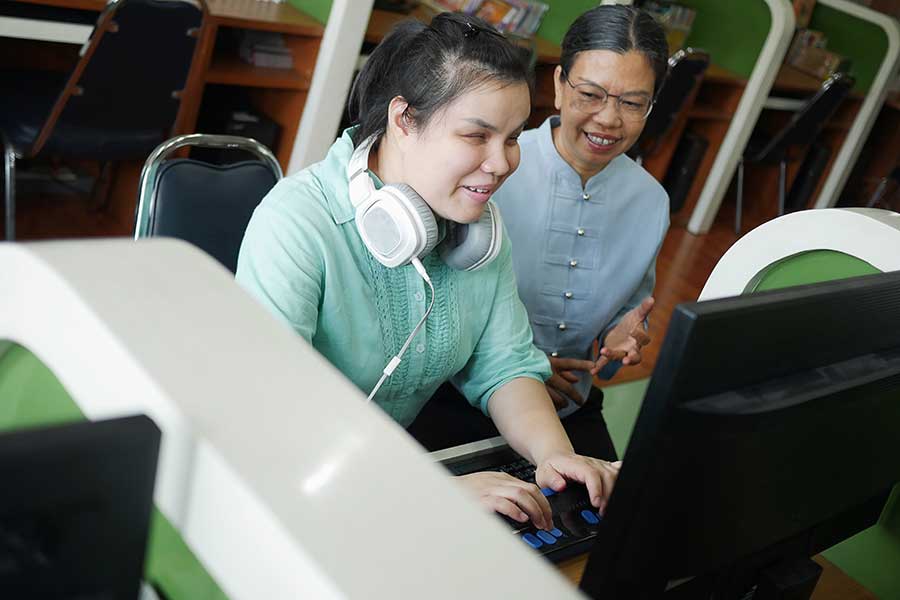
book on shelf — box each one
[420,0,548,38]
[238,30,294,69]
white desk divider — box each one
[0,238,584,600]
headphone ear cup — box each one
[440,201,503,272]
[390,183,440,258]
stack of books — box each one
[238,30,294,69]
[785,28,850,80]
[422,0,549,38]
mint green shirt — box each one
[236,129,550,427]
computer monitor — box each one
[0,415,160,599]
[579,271,900,599]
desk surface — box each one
[556,554,877,599]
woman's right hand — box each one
[457,471,553,531]
[546,356,597,409]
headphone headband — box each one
[347,136,377,208]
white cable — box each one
[366,257,435,403]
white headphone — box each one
[346,136,503,271]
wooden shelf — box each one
[18,0,104,9]
[207,0,322,36]
[774,63,827,94]
[688,106,735,121]
[205,55,311,89]
[366,7,559,65]
[703,64,747,86]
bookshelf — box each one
[9,0,324,171]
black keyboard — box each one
[440,445,603,563]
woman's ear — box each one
[386,96,413,143]
[553,65,564,112]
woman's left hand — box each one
[534,452,622,514]
[593,297,655,372]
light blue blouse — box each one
[493,116,670,416]
[236,128,551,427]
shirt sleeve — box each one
[235,181,325,344]
[452,234,552,415]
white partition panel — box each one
[812,0,900,209]
[687,0,796,234]
[699,208,900,300]
[0,238,584,600]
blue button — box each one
[522,533,543,549]
[536,530,557,545]
[580,509,600,525]
[540,487,556,497]
[550,527,564,538]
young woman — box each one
[236,13,620,531]
[410,6,670,461]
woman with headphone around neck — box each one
[236,13,619,531]
[410,6,670,462]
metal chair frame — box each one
[134,133,283,240]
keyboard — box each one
[436,441,603,563]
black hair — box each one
[348,12,533,146]
[560,5,669,97]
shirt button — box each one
[569,259,578,268]
[558,323,567,331]
[550,351,559,357]
[577,228,585,236]
[564,291,573,299]
[416,343,425,353]
[414,291,424,302]
[582,192,590,201]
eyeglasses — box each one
[561,69,654,122]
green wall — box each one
[535,0,771,79]
[678,0,771,78]
[286,0,332,24]
[535,0,600,46]
[809,4,890,93]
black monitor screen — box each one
[0,415,160,599]
[580,271,900,599]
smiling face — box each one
[375,80,531,224]
[553,49,656,182]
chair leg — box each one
[866,176,890,208]
[778,159,787,217]
[89,161,117,213]
[3,144,15,241]
[735,160,744,234]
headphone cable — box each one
[366,258,435,403]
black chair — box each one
[735,71,855,233]
[0,0,206,241]
[629,48,710,165]
[134,134,283,273]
